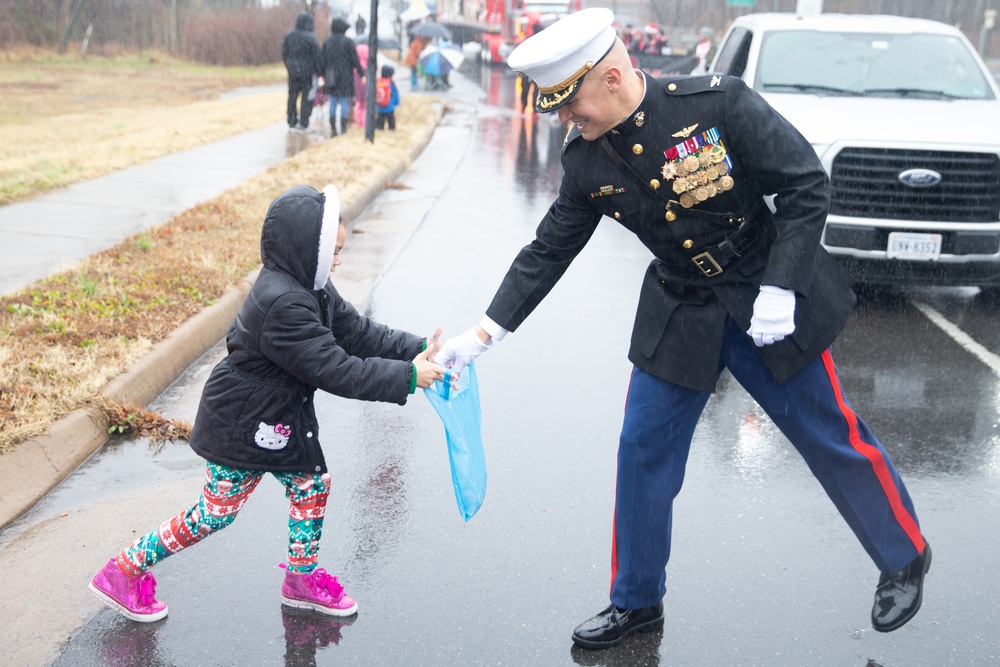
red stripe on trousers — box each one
[610,509,618,597]
[819,349,924,553]
[609,372,635,597]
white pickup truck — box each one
[709,13,1000,288]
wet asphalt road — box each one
[16,63,1000,666]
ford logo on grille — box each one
[898,168,942,188]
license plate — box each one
[886,232,942,261]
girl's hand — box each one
[413,332,446,389]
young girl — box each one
[89,183,447,622]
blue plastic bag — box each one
[423,362,486,521]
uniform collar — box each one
[608,71,652,139]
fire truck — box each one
[479,0,579,65]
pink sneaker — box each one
[279,563,358,616]
[89,558,168,622]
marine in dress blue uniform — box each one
[434,7,931,650]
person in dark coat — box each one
[282,12,322,132]
[89,184,448,623]
[321,16,365,136]
[434,8,930,650]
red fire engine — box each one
[479,0,578,65]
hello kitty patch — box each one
[254,421,291,450]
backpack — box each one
[375,77,392,107]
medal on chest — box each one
[660,127,735,213]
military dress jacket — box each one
[485,74,857,392]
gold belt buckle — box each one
[692,252,723,277]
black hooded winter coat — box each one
[282,12,321,80]
[189,185,424,474]
[320,16,364,98]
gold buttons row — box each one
[611,209,693,248]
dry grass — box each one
[0,49,287,204]
[0,50,443,453]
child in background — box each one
[404,35,429,89]
[375,65,401,131]
[89,183,448,622]
[354,42,369,129]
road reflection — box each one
[93,618,162,667]
[836,291,1000,478]
[285,129,325,158]
[342,401,417,584]
[281,606,355,667]
[695,287,1000,484]
[463,58,567,207]
[569,627,663,666]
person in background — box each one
[354,42,370,129]
[355,12,367,37]
[321,16,365,137]
[644,24,669,55]
[619,23,634,52]
[89,183,448,623]
[518,21,544,114]
[405,35,430,90]
[518,72,537,115]
[282,12,322,133]
[691,26,714,74]
[434,7,930,651]
[438,39,455,89]
[375,64,401,130]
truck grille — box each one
[829,148,1000,222]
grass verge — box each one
[0,90,443,454]
[0,50,287,204]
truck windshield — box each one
[756,30,995,100]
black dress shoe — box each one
[572,602,664,649]
[872,540,931,632]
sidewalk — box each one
[0,71,484,530]
[0,121,299,297]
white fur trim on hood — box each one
[314,184,341,290]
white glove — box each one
[434,327,492,373]
[747,285,796,347]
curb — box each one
[0,115,441,531]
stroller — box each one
[419,49,454,90]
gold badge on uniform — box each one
[671,124,698,138]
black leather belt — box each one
[660,207,771,278]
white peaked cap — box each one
[507,7,616,113]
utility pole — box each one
[365,0,379,142]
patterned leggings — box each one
[116,462,331,577]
